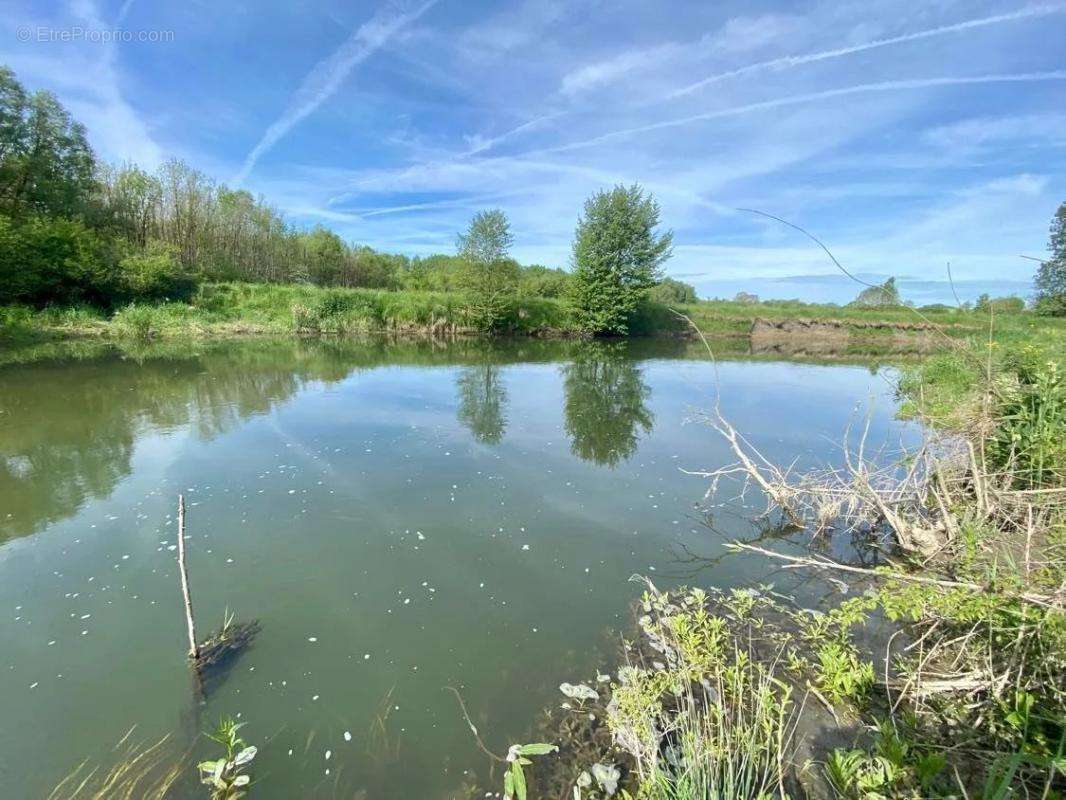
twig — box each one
[444,686,505,763]
[727,541,1062,609]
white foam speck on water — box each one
[308,636,317,642]
[344,731,351,742]
[325,750,331,760]
[363,653,370,660]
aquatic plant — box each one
[503,743,558,800]
[47,732,184,800]
[197,716,256,799]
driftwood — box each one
[174,496,260,679]
[176,495,199,660]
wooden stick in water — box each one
[177,494,199,660]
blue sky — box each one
[2,0,1064,303]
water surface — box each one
[0,337,915,798]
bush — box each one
[518,265,572,298]
[648,277,697,304]
[0,213,114,304]
[117,241,195,302]
[976,294,1026,314]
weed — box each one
[197,716,256,799]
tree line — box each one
[4,61,1061,334]
[0,63,683,334]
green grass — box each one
[4,282,1064,350]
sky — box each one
[1,0,1064,304]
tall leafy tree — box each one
[0,67,95,218]
[570,184,673,335]
[456,209,519,331]
[1034,201,1066,316]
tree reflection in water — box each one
[562,341,653,467]
[456,363,507,444]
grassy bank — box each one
[5,280,1056,347]
[0,282,575,341]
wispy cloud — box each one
[234,0,437,185]
[462,112,562,155]
[535,72,1066,155]
[560,43,681,97]
[668,4,1066,99]
[15,0,165,166]
[115,0,135,23]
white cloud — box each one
[234,0,438,185]
[668,4,1066,99]
[535,72,1066,156]
[923,113,1066,151]
[559,43,682,97]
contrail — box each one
[668,4,1066,100]
[116,0,135,23]
[538,72,1066,155]
[234,0,437,185]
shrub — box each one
[112,303,159,340]
[0,213,114,304]
[648,277,697,304]
[117,240,195,302]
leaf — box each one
[234,746,257,766]
[518,743,557,756]
[233,774,250,786]
[504,770,514,799]
[512,761,527,800]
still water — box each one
[0,337,915,798]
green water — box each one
[0,337,915,798]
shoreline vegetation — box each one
[1,280,1050,344]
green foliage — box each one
[1034,201,1065,316]
[815,641,874,704]
[988,353,1064,487]
[849,277,901,308]
[299,226,347,285]
[457,364,507,444]
[562,342,653,466]
[198,716,256,799]
[503,743,557,800]
[0,213,113,304]
[0,66,95,219]
[976,294,1026,314]
[117,240,195,302]
[571,184,673,335]
[456,210,520,332]
[824,721,948,800]
[648,277,697,305]
[607,586,796,800]
[518,264,572,298]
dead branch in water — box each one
[176,495,199,660]
[726,541,1063,609]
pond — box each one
[0,336,918,798]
